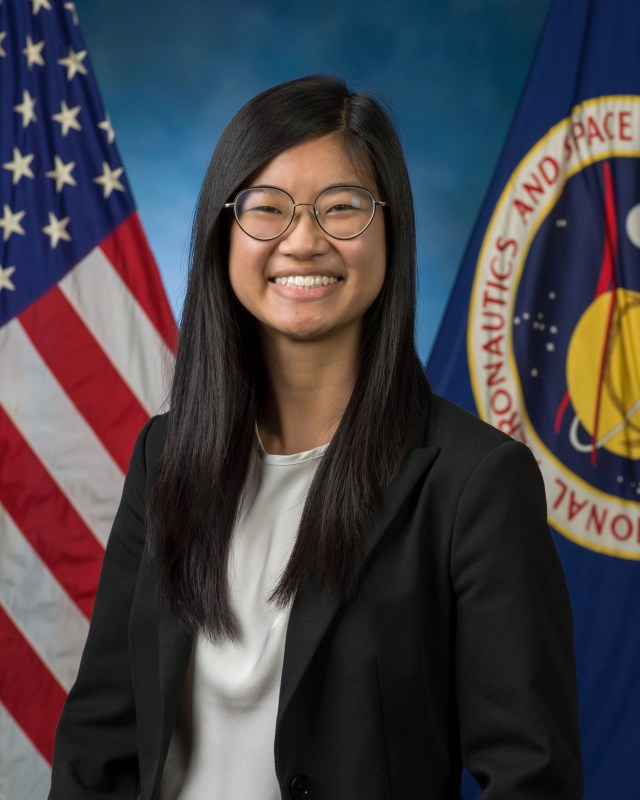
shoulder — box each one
[129,412,169,468]
[142,411,169,465]
[415,392,543,501]
[423,392,524,460]
[119,412,170,505]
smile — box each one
[272,276,341,288]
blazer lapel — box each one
[276,444,440,729]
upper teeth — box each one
[274,276,339,287]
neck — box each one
[257,332,360,455]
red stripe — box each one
[0,407,104,619]
[0,606,67,764]
[594,161,618,298]
[554,390,571,434]
[19,287,149,474]
[590,162,619,465]
[100,212,178,353]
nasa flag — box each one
[427,1,640,797]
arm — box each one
[451,440,583,799]
[48,417,158,800]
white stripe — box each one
[0,319,124,546]
[0,703,51,800]
[60,247,174,415]
[0,505,90,692]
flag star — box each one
[31,0,52,13]
[42,212,71,248]
[94,162,125,198]
[0,264,16,291]
[3,148,35,185]
[14,90,37,127]
[45,155,77,192]
[0,205,26,241]
[23,34,45,69]
[58,46,88,80]
[0,31,7,58]
[98,113,115,144]
[64,2,79,24]
[52,100,82,136]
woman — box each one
[49,76,583,799]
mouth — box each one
[271,275,342,289]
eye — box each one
[247,204,284,215]
[325,202,359,214]
[317,187,370,217]
[237,189,290,217]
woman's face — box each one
[228,133,386,353]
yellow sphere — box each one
[566,288,640,459]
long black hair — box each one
[149,75,431,639]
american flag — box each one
[0,1,177,796]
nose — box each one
[278,204,330,258]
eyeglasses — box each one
[224,185,388,241]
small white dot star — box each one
[546,342,555,352]
[0,31,7,58]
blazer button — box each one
[289,773,311,799]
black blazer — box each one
[49,394,583,799]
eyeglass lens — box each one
[234,186,377,240]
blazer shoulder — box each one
[423,393,530,471]
[427,393,511,444]
[144,411,169,466]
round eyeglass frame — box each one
[224,184,388,241]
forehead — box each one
[251,132,376,193]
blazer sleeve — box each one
[48,416,159,800]
[450,439,583,799]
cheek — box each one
[227,227,247,290]
[228,230,266,300]
[355,227,386,297]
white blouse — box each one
[159,437,327,800]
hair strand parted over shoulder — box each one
[149,75,430,640]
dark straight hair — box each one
[149,75,431,640]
